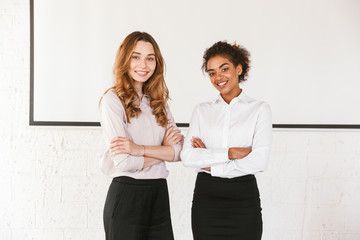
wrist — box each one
[228,148,234,159]
[135,144,143,156]
[142,145,146,157]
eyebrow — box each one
[206,63,229,72]
[132,52,155,56]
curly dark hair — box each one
[202,41,251,82]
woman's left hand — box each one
[110,136,143,156]
[191,137,206,148]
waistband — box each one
[113,176,166,186]
[197,172,255,183]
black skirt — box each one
[192,172,262,240]
[103,176,174,240]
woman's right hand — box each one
[162,126,184,146]
[228,147,252,160]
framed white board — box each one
[30,0,360,128]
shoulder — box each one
[195,100,214,110]
[242,93,271,111]
[191,101,214,115]
[100,89,125,113]
[101,89,122,106]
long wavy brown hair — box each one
[106,31,169,127]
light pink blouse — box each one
[99,89,182,179]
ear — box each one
[236,64,243,76]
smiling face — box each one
[128,40,156,86]
[206,55,242,103]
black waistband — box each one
[113,176,166,186]
[197,172,255,183]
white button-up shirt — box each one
[181,92,272,178]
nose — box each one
[214,72,223,81]
[139,58,147,68]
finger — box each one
[110,136,120,143]
[113,150,126,155]
[195,137,206,148]
[170,129,181,134]
[191,140,201,148]
[168,130,181,138]
[110,141,125,148]
[193,143,201,148]
[192,137,202,146]
[165,126,175,137]
[110,144,120,150]
[191,138,199,147]
[170,132,181,139]
[176,135,185,141]
[111,146,124,153]
[110,137,127,144]
[193,139,205,148]
[111,136,125,143]
[170,135,184,144]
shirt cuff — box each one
[171,144,182,162]
[211,164,224,177]
[210,148,229,163]
[112,154,144,172]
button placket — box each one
[142,102,155,144]
[222,105,231,148]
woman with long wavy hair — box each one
[99,31,183,240]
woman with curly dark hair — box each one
[99,31,183,240]
[182,41,272,239]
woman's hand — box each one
[191,137,206,148]
[228,147,252,160]
[110,137,143,156]
[163,126,184,146]
[191,137,210,171]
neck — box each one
[221,88,242,104]
[134,82,144,99]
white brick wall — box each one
[1,0,360,239]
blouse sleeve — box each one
[211,103,273,178]
[99,91,144,172]
[165,104,183,162]
[181,105,229,169]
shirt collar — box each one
[212,90,249,105]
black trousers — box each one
[103,176,174,240]
[192,172,263,240]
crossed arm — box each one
[110,126,184,169]
[190,136,251,172]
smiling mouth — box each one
[135,71,149,77]
[217,81,228,87]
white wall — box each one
[1,1,360,239]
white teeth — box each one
[218,81,227,86]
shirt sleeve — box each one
[99,92,144,172]
[165,104,183,162]
[211,103,273,178]
[181,105,229,169]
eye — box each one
[208,72,215,77]
[132,55,140,60]
[147,57,155,61]
[221,67,228,72]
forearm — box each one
[142,157,162,169]
[212,146,272,177]
[181,147,229,168]
[143,145,175,162]
[228,147,252,159]
[198,148,251,172]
